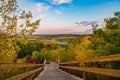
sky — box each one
[17,0,120,34]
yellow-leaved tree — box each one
[0,0,40,62]
[76,35,95,61]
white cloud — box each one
[49,0,72,4]
[54,10,62,15]
[36,3,50,12]
[75,21,105,28]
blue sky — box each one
[17,0,120,34]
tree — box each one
[76,35,95,61]
[0,0,40,38]
[91,12,120,57]
[76,12,120,80]
[0,0,40,62]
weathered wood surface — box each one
[34,62,81,80]
[0,63,43,70]
[60,66,120,78]
[59,54,120,79]
[0,63,44,80]
[6,67,44,80]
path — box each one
[34,62,82,80]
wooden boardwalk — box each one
[34,62,81,80]
[1,54,119,80]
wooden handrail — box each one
[59,54,120,79]
[0,63,43,70]
[6,67,44,80]
[59,54,120,65]
[0,63,44,80]
[59,66,120,78]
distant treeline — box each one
[32,34,89,40]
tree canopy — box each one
[0,0,40,62]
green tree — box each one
[17,41,44,58]
[87,12,120,80]
[91,12,120,57]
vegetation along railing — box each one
[59,54,120,80]
[0,63,44,80]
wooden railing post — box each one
[57,59,59,64]
[24,67,27,72]
[69,64,71,74]
[1,71,5,80]
[83,71,86,80]
[83,63,86,80]
[44,59,46,65]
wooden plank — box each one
[0,63,43,70]
[36,62,78,80]
[59,54,120,65]
[59,66,120,78]
[59,61,79,65]
[6,67,44,80]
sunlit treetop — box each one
[0,0,40,39]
